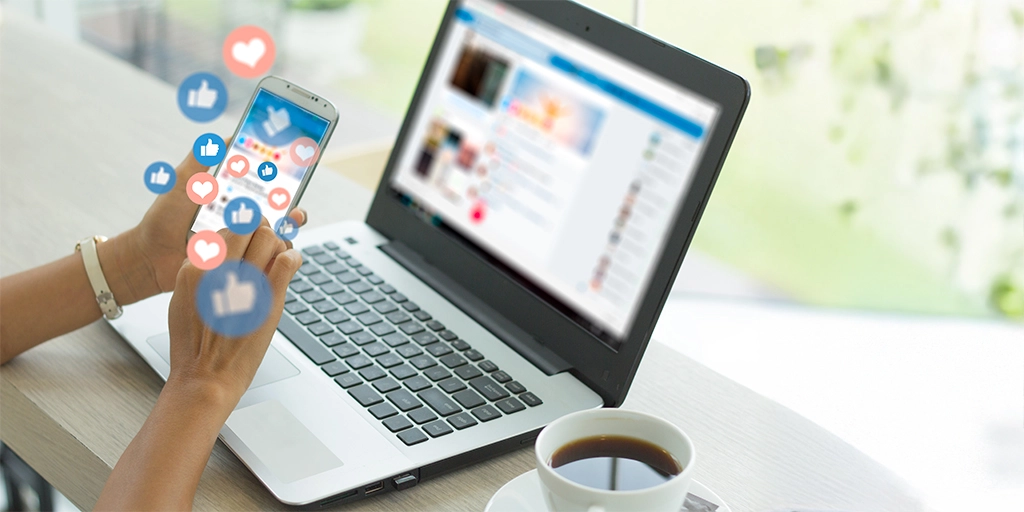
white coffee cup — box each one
[535,409,695,512]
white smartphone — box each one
[189,76,338,235]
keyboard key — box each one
[322,241,340,251]
[319,332,346,347]
[359,366,386,381]
[346,355,373,370]
[370,323,396,337]
[437,329,458,341]
[408,407,437,425]
[324,311,349,324]
[452,389,486,409]
[333,344,359,358]
[491,371,512,383]
[308,322,333,336]
[285,302,309,315]
[383,333,409,348]
[426,344,452,357]
[399,322,425,336]
[289,280,313,294]
[505,381,526,394]
[469,376,510,401]
[478,360,498,372]
[350,331,376,345]
[368,403,398,419]
[363,342,389,357]
[313,301,337,314]
[344,302,369,315]
[332,291,357,305]
[386,311,411,324]
[278,315,335,365]
[409,356,436,370]
[463,350,484,362]
[390,364,417,380]
[349,281,372,294]
[425,320,445,331]
[379,284,396,294]
[386,389,422,411]
[454,365,483,381]
[398,428,428,446]
[439,354,467,369]
[376,353,403,368]
[301,245,325,256]
[373,377,401,394]
[309,272,333,285]
[320,281,345,295]
[439,378,467,394]
[471,405,501,422]
[397,345,423,358]
[356,266,374,276]
[447,412,478,430]
[362,291,385,304]
[391,292,408,303]
[357,312,382,325]
[373,301,399,314]
[284,292,297,303]
[346,257,363,268]
[299,263,319,275]
[383,415,413,432]
[321,361,348,377]
[324,262,348,274]
[300,290,326,303]
[451,340,471,351]
[419,388,461,416]
[495,397,525,415]
[412,332,438,346]
[423,420,454,438]
[404,375,432,392]
[313,253,335,265]
[337,321,362,335]
[336,271,360,284]
[402,301,421,312]
[295,311,320,325]
[291,273,303,283]
[335,373,361,388]
[367,275,384,285]
[424,366,451,382]
[413,310,432,321]
[520,392,543,407]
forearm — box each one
[0,230,160,364]
[94,376,235,511]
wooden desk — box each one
[0,12,921,512]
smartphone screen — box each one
[191,88,331,233]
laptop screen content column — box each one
[389,0,720,343]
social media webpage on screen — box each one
[389,0,720,342]
[192,89,329,234]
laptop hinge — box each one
[379,241,572,376]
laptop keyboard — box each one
[277,242,543,447]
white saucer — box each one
[484,469,730,512]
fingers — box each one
[218,222,257,261]
[266,249,303,296]
[288,208,308,227]
[243,224,287,271]
[174,136,233,183]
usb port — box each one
[365,481,384,495]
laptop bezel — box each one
[366,0,750,407]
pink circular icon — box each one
[266,187,291,211]
[187,230,227,270]
[224,155,249,178]
[289,137,320,166]
[186,173,219,205]
[223,26,275,79]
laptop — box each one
[110,0,749,506]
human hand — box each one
[103,146,307,305]
[166,218,301,404]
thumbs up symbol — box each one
[186,79,218,109]
[150,166,171,185]
[231,202,254,225]
[261,164,273,176]
[210,272,256,317]
[200,138,220,157]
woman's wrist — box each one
[95,228,162,306]
[164,372,241,422]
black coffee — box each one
[550,435,682,491]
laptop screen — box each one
[389,0,720,343]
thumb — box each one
[206,138,214,146]
[198,79,209,91]
[267,249,302,296]
[225,272,238,288]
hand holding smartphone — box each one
[190,76,338,236]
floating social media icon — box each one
[263,106,291,139]
[224,197,261,235]
[274,216,299,241]
[289,137,319,166]
[177,72,228,122]
[193,133,226,167]
[195,259,272,337]
[187,230,227,270]
[186,173,219,205]
[266,187,291,211]
[143,161,176,194]
[256,161,278,182]
[223,26,276,79]
[225,155,249,178]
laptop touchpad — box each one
[145,333,299,389]
[227,400,343,484]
